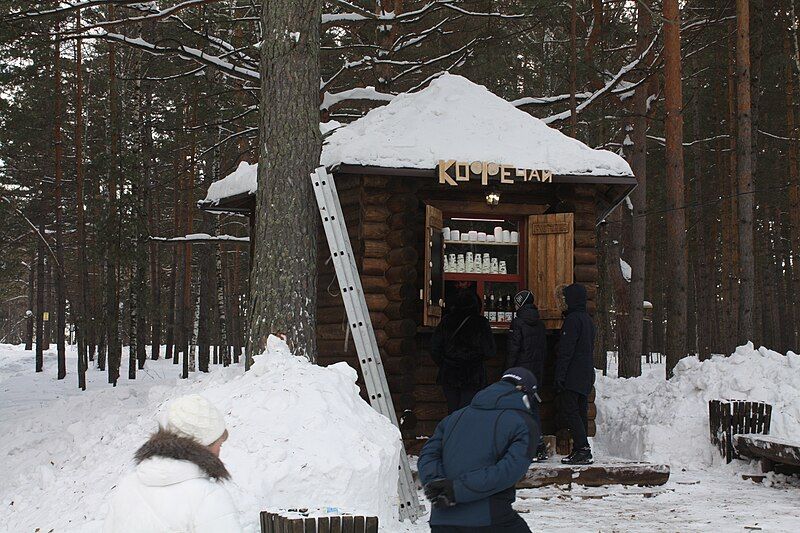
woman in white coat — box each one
[104,394,242,533]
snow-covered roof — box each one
[204,161,257,205]
[203,74,632,205]
[320,74,633,177]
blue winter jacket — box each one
[418,381,540,527]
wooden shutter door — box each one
[527,213,574,329]
[423,205,444,327]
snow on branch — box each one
[540,32,659,125]
[86,30,260,82]
[321,87,395,111]
[150,233,250,243]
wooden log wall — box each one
[315,173,419,433]
[368,176,420,430]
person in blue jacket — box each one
[418,368,541,532]
[555,283,596,465]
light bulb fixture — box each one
[485,190,500,206]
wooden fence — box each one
[708,399,772,463]
[260,511,378,533]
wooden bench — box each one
[517,461,670,488]
[733,434,800,475]
[260,511,378,533]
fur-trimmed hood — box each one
[134,429,230,483]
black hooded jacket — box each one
[431,291,496,388]
[506,303,547,383]
[555,284,596,395]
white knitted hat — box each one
[166,394,227,446]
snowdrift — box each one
[0,337,401,532]
[594,344,800,468]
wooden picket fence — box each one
[708,399,772,463]
[260,511,378,533]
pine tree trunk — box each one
[232,251,242,363]
[52,23,66,380]
[134,56,149,371]
[248,0,323,364]
[75,10,87,389]
[736,0,755,345]
[106,5,122,385]
[620,1,651,378]
[44,257,52,350]
[36,225,45,372]
[166,156,180,362]
[25,253,34,351]
[787,34,800,351]
[726,23,740,354]
[693,80,712,361]
[663,0,688,378]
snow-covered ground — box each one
[2,342,799,532]
[0,340,400,532]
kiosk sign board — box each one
[437,159,553,186]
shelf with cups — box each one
[443,273,522,282]
[444,240,519,247]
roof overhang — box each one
[333,164,637,224]
[197,164,637,225]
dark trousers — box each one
[431,514,531,533]
[442,385,481,414]
[558,389,589,451]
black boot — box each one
[535,441,549,462]
[562,447,593,465]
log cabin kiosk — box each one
[199,74,637,452]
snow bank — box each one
[321,74,633,177]
[595,344,800,468]
[0,338,402,532]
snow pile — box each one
[321,74,633,177]
[204,160,257,205]
[594,344,800,468]
[0,337,402,532]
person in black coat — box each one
[506,290,547,385]
[431,289,496,413]
[506,290,549,461]
[555,283,596,465]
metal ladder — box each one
[310,167,424,523]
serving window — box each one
[423,206,574,330]
[442,216,524,327]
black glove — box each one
[423,479,456,508]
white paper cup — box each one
[478,232,487,242]
[510,231,519,243]
[502,230,511,243]
[487,235,495,242]
[461,234,469,241]
[450,230,460,241]
[469,230,478,241]
[494,226,503,241]
[443,227,451,241]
